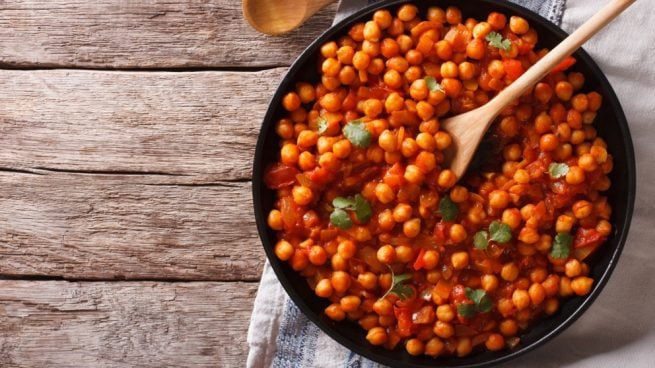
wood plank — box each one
[0,0,336,68]
[0,280,257,367]
[0,68,286,179]
[0,171,264,280]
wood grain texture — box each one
[0,280,258,367]
[0,0,336,69]
[0,68,286,179]
[0,171,265,280]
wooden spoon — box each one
[242,0,335,36]
[442,0,635,179]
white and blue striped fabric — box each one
[248,1,567,367]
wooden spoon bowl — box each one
[242,0,335,36]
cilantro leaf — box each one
[439,196,459,221]
[330,208,352,229]
[332,196,356,209]
[424,76,444,93]
[551,232,572,259]
[458,288,494,318]
[317,117,328,135]
[380,270,414,301]
[486,31,512,51]
[354,194,372,223]
[489,220,512,243]
[457,303,477,318]
[343,121,372,148]
[548,162,570,179]
[474,230,489,250]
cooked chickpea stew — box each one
[264,3,613,358]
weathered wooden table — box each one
[0,2,341,366]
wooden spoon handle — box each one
[486,0,635,115]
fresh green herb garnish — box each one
[439,196,459,221]
[353,194,372,223]
[548,162,570,179]
[486,31,512,51]
[457,288,493,318]
[343,120,372,148]
[329,194,372,228]
[489,220,512,243]
[380,270,413,300]
[317,116,328,135]
[474,230,490,250]
[424,76,444,93]
[473,221,511,250]
[329,208,352,229]
[332,196,356,209]
[551,232,573,259]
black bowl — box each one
[252,1,636,367]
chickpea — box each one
[565,166,586,185]
[422,250,440,270]
[436,305,455,322]
[449,186,469,203]
[449,224,467,243]
[509,16,529,34]
[315,278,333,298]
[331,271,351,294]
[555,81,574,101]
[376,244,396,264]
[489,190,511,209]
[486,334,505,351]
[416,132,436,151]
[378,209,395,231]
[403,218,421,238]
[357,272,378,290]
[499,319,518,336]
[572,200,593,219]
[373,10,393,29]
[451,251,469,270]
[528,283,546,305]
[267,209,284,230]
[363,98,383,118]
[456,337,472,357]
[556,214,575,233]
[406,338,425,356]
[435,40,453,60]
[375,183,396,204]
[565,259,582,278]
[501,263,519,282]
[325,303,346,321]
[434,131,452,150]
[487,12,507,30]
[280,143,300,166]
[425,337,445,357]
[397,4,418,21]
[518,227,540,244]
[544,297,559,315]
[392,203,413,223]
[340,295,362,312]
[366,327,388,345]
[437,170,457,189]
[363,20,381,42]
[434,321,454,338]
[502,208,522,230]
[539,133,559,152]
[308,245,328,265]
[512,289,530,310]
[274,240,294,261]
[292,186,314,206]
[571,276,594,296]
[373,298,393,316]
[481,274,499,293]
[320,92,342,112]
[352,51,371,71]
[410,78,429,100]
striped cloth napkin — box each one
[247,0,655,367]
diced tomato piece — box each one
[264,163,299,189]
[280,196,303,232]
[394,306,417,337]
[305,167,332,186]
[444,24,471,52]
[502,59,525,80]
[550,56,576,74]
[573,228,606,249]
[434,221,451,246]
[413,248,427,270]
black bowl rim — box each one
[252,1,636,367]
